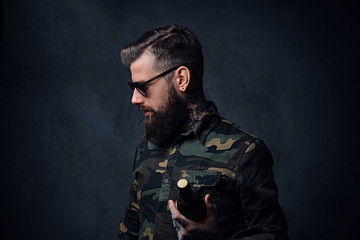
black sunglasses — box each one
[128,66,179,97]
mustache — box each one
[139,105,154,112]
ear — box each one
[174,66,190,93]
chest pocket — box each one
[178,170,223,213]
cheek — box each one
[154,98,168,111]
[156,90,171,108]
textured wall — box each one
[2,0,360,239]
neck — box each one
[184,89,209,128]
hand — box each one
[168,194,220,240]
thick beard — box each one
[145,84,188,147]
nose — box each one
[131,89,145,105]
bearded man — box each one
[118,24,289,240]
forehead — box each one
[130,53,157,82]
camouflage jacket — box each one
[118,104,288,240]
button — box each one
[164,178,169,184]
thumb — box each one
[168,200,181,218]
[204,194,213,216]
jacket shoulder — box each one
[210,117,258,143]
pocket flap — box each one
[179,170,221,190]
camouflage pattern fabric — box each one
[118,103,288,240]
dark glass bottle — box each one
[176,179,206,221]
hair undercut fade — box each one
[121,24,204,91]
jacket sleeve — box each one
[118,178,140,240]
[230,138,289,240]
[118,143,145,240]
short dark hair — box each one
[121,24,204,91]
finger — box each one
[204,194,213,216]
[204,194,211,205]
[173,220,181,230]
[174,218,189,228]
[168,200,181,218]
[172,220,182,240]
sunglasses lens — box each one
[136,87,146,97]
[128,82,135,90]
[129,82,147,96]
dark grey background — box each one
[2,0,360,239]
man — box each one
[118,24,289,240]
